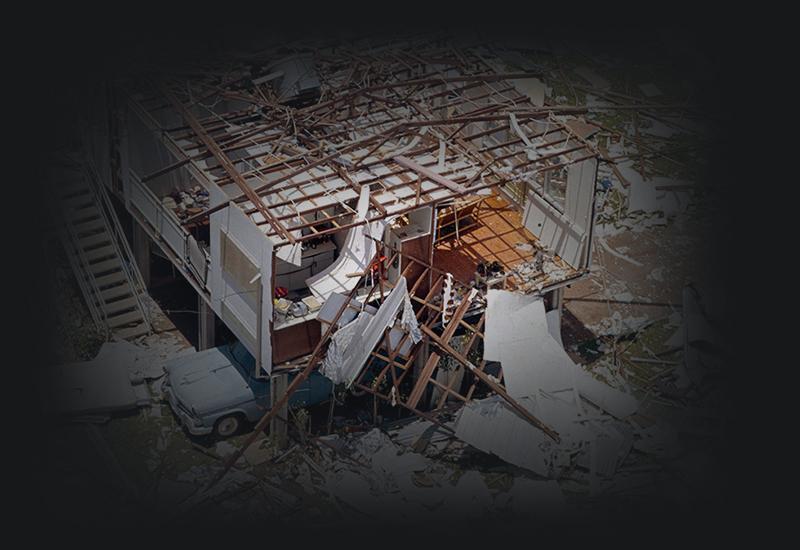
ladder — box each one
[54,158,151,340]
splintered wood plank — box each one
[393,155,467,194]
[407,352,444,408]
[435,311,485,410]
[406,287,476,408]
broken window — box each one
[543,165,568,213]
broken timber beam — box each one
[393,155,467,194]
[419,324,560,443]
[181,124,407,226]
[406,288,477,408]
[334,165,388,216]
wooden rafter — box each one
[158,83,295,244]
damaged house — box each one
[66,39,639,485]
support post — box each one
[551,286,564,310]
[269,373,289,449]
[132,222,151,288]
[203,253,378,492]
[198,296,215,351]
[548,286,565,325]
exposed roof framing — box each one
[126,41,598,248]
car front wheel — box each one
[214,414,241,438]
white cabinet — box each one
[386,223,431,283]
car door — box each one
[249,376,270,416]
[288,376,313,408]
[289,372,333,408]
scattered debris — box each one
[41,343,152,417]
[42,33,725,526]
[163,186,210,220]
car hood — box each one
[164,348,254,415]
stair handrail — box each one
[53,160,111,337]
[126,167,211,292]
[84,157,152,332]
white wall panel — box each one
[523,157,597,269]
[210,203,273,374]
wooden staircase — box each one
[55,160,151,340]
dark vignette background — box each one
[6,5,759,540]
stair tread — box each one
[66,205,100,222]
[63,195,95,211]
[66,199,97,211]
[78,232,112,248]
[73,218,105,235]
[107,310,145,328]
[88,258,121,275]
[114,323,150,340]
[85,245,117,263]
[99,284,133,301]
[102,296,138,315]
[94,271,126,288]
[57,185,90,199]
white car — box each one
[164,341,332,437]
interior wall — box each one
[522,157,597,269]
[565,157,597,234]
[407,206,433,234]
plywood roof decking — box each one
[127,40,597,248]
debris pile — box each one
[299,428,565,521]
[162,186,210,221]
[41,36,727,526]
[454,290,643,482]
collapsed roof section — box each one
[124,41,598,266]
